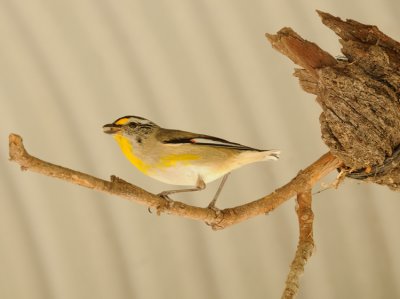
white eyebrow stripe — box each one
[129,117,153,125]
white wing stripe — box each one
[191,138,239,146]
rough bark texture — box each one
[267,11,400,191]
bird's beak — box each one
[103,123,122,134]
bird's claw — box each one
[205,205,224,229]
[148,192,174,215]
[157,192,173,202]
[207,204,221,216]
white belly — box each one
[147,164,225,186]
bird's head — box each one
[103,116,158,136]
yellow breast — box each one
[113,134,200,175]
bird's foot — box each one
[148,192,175,215]
[207,203,221,216]
[205,204,224,229]
[157,191,173,201]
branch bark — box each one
[8,133,342,230]
[282,190,314,299]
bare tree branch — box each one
[9,133,342,230]
[282,190,314,299]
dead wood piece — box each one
[267,11,400,191]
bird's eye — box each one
[128,122,137,128]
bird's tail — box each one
[237,149,280,166]
[261,149,280,161]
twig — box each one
[8,133,342,229]
[282,190,314,299]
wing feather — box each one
[157,129,263,151]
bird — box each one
[103,116,280,208]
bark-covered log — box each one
[267,11,400,191]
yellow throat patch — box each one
[113,134,150,173]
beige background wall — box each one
[1,0,400,298]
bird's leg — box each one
[157,176,206,200]
[207,172,230,209]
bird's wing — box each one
[158,129,262,151]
